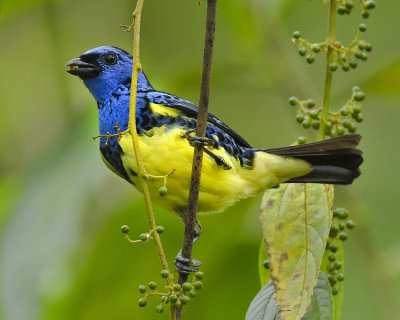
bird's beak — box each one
[66,57,101,78]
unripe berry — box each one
[121,225,130,234]
[173,284,181,292]
[337,273,345,281]
[149,281,157,290]
[169,294,178,303]
[329,243,338,253]
[181,296,190,304]
[330,225,340,234]
[349,61,358,69]
[182,282,192,292]
[139,285,147,293]
[138,298,147,307]
[365,0,376,9]
[306,55,315,64]
[161,270,169,278]
[189,290,197,298]
[328,254,336,262]
[333,260,342,270]
[362,11,370,19]
[342,65,350,72]
[346,219,356,229]
[339,222,346,230]
[140,233,149,242]
[156,305,164,313]
[195,271,204,280]
[158,186,168,196]
[174,300,182,308]
[359,23,367,32]
[161,296,169,303]
[156,226,165,234]
[297,136,307,145]
[329,63,338,71]
[354,91,366,101]
[302,119,311,129]
[194,281,203,290]
[311,44,321,53]
[312,121,320,129]
[339,232,348,241]
[305,99,315,108]
[293,31,301,39]
[340,108,349,116]
[289,96,299,106]
[296,114,305,123]
[332,286,339,295]
[360,52,368,61]
[298,47,307,56]
[365,43,373,52]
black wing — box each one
[146,91,252,148]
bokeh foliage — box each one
[0,0,399,319]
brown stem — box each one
[176,0,217,318]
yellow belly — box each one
[117,126,311,214]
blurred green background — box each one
[0,0,399,319]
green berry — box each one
[298,47,307,56]
[328,274,337,285]
[339,222,346,230]
[337,6,346,15]
[339,209,349,219]
[312,121,320,129]
[158,186,168,196]
[305,99,315,108]
[194,281,203,290]
[325,121,333,130]
[181,296,190,304]
[333,260,343,270]
[339,232,348,241]
[121,225,130,234]
[331,224,340,234]
[161,269,169,278]
[311,44,321,53]
[289,96,299,106]
[353,105,362,114]
[139,285,147,293]
[293,31,301,39]
[296,114,305,123]
[352,86,361,92]
[359,23,367,32]
[342,64,350,72]
[138,298,147,307]
[360,52,368,61]
[334,41,343,48]
[306,55,315,64]
[182,282,192,292]
[169,294,178,303]
[365,0,376,9]
[337,273,345,281]
[365,43,373,52]
[354,91,365,102]
[156,226,165,234]
[140,233,149,242]
[156,305,164,313]
[346,219,356,229]
[161,295,169,303]
[340,108,349,116]
[348,123,357,133]
[336,126,345,136]
[173,284,181,292]
[343,119,351,129]
[174,300,182,308]
[297,136,307,145]
[302,119,311,129]
[349,61,358,69]
[362,10,370,18]
[328,254,336,262]
[149,281,157,290]
[355,113,363,123]
[329,63,338,71]
[358,42,366,50]
[332,286,339,295]
[355,51,363,59]
[195,271,204,280]
[329,243,338,253]
[189,290,197,298]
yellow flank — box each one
[118,125,312,215]
[149,102,183,117]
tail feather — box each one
[263,134,363,185]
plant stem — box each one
[176,0,217,318]
[318,0,337,141]
[128,1,175,319]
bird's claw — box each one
[174,250,202,274]
[184,129,214,147]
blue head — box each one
[66,46,152,102]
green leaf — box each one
[260,184,334,320]
[259,239,271,287]
[247,272,333,320]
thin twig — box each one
[318,0,337,141]
[128,1,176,319]
[176,0,217,318]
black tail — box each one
[264,134,363,185]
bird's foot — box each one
[183,129,214,148]
[174,250,202,274]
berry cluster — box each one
[337,0,376,18]
[325,207,356,295]
[137,271,204,312]
[121,224,165,244]
[289,86,365,139]
[292,23,372,69]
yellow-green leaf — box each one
[260,183,334,320]
[259,239,271,287]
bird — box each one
[66,46,363,272]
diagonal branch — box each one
[177,0,218,317]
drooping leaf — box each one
[259,183,334,320]
[259,239,271,287]
[247,272,333,320]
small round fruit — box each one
[139,285,147,293]
[346,219,356,229]
[169,294,178,303]
[140,233,149,242]
[156,226,165,234]
[138,298,147,307]
[121,225,130,234]
[189,290,197,298]
[182,282,192,292]
[149,281,157,290]
[181,296,190,305]
[161,269,169,278]
[195,271,204,280]
[156,305,164,313]
[173,284,181,292]
[194,281,203,290]
[339,232,348,241]
[158,186,168,196]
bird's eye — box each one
[101,53,118,66]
